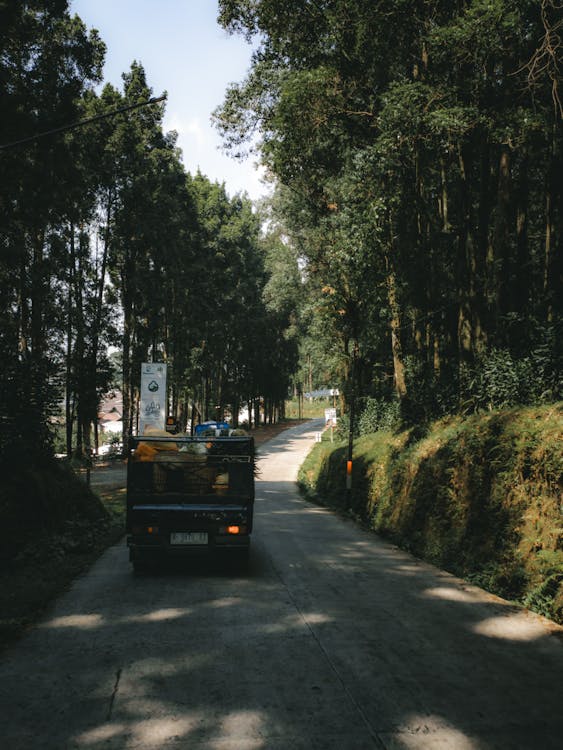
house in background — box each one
[98,391,123,437]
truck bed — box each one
[126,435,255,568]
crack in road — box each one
[267,552,386,749]
[107,667,122,720]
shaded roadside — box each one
[0,419,311,651]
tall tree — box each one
[0,0,104,462]
[215,0,562,418]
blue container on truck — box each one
[126,431,255,571]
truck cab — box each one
[126,428,255,571]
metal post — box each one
[346,391,355,500]
[346,342,358,507]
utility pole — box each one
[346,342,358,507]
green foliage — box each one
[0,458,109,561]
[460,334,563,412]
[523,572,563,623]
[298,432,347,509]
[1,3,303,473]
[299,403,563,624]
[285,398,329,419]
[0,0,106,462]
[216,0,563,424]
[334,413,352,441]
[357,397,401,435]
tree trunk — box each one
[232,395,240,427]
[385,221,407,399]
[514,151,529,318]
[122,291,132,450]
[457,141,484,367]
[66,245,73,457]
[543,123,560,322]
[439,157,450,232]
[70,224,85,458]
[89,193,112,446]
[30,229,45,362]
[493,144,513,328]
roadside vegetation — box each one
[285,397,334,420]
[1,3,299,476]
[0,466,124,650]
[1,3,561,638]
[221,2,562,623]
[299,403,563,625]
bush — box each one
[357,397,401,435]
[460,335,562,413]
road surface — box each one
[1,420,562,749]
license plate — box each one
[170,532,208,545]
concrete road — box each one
[1,420,562,749]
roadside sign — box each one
[325,408,337,426]
[139,362,167,435]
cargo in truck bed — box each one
[126,433,255,570]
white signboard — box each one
[325,408,337,426]
[139,362,167,435]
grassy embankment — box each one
[298,403,563,624]
[0,460,125,649]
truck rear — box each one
[126,432,255,571]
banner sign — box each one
[139,362,167,435]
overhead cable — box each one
[0,95,167,151]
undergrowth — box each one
[298,403,563,624]
[0,461,125,650]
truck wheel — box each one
[235,547,250,567]
[132,556,151,575]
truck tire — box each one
[132,553,153,575]
[234,547,250,568]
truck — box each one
[126,425,255,571]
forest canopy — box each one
[215,0,562,425]
[0,1,298,466]
[0,1,561,470]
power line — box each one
[0,95,167,151]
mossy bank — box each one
[0,459,125,650]
[298,404,563,624]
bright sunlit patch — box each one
[132,717,202,745]
[75,723,127,744]
[135,607,192,622]
[40,614,103,630]
[472,614,550,642]
[395,564,422,573]
[262,612,332,634]
[207,597,242,609]
[213,711,264,749]
[391,715,476,749]
[423,586,481,604]
[304,612,332,625]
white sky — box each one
[71,0,269,202]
